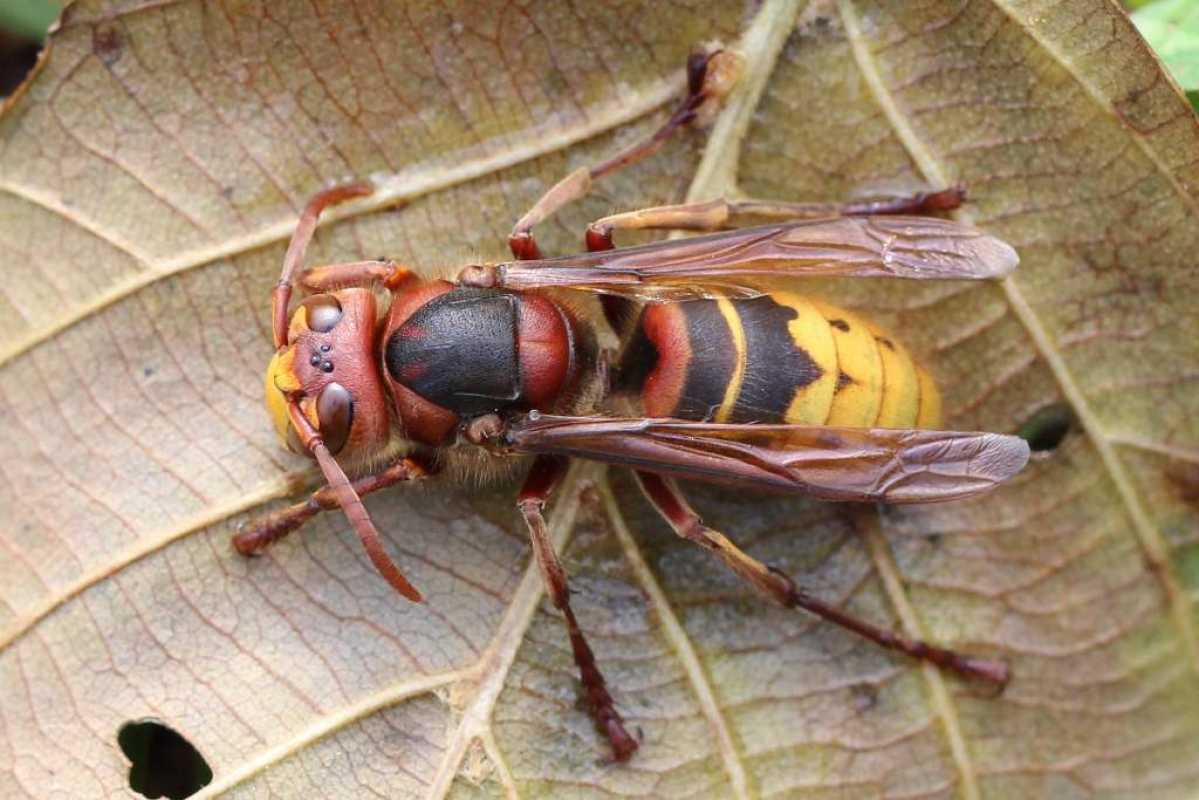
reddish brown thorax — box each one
[380,279,577,446]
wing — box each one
[493,215,1019,299]
[505,414,1030,504]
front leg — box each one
[295,260,413,293]
[272,184,418,342]
[634,471,1009,687]
[234,456,434,554]
[518,455,639,762]
[273,183,373,347]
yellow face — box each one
[264,346,302,451]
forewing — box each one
[506,415,1030,503]
[496,216,1019,299]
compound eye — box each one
[302,294,343,332]
[316,382,354,455]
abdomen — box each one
[614,292,941,428]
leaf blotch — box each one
[92,22,124,66]
[1167,460,1199,509]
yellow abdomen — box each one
[622,292,941,429]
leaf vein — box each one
[0,471,312,652]
[599,478,752,800]
[188,667,473,799]
[424,461,599,800]
[0,75,685,369]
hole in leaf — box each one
[118,720,212,800]
[1017,403,1074,452]
[0,37,40,96]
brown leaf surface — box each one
[2,1,1198,798]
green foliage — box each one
[1133,0,1199,112]
[0,0,58,42]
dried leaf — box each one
[2,1,1198,798]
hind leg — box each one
[634,471,1009,686]
[508,46,742,261]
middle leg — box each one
[584,187,966,251]
[518,455,639,762]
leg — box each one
[634,471,1009,686]
[273,183,373,347]
[233,456,433,555]
[508,46,743,260]
[295,260,414,293]
[519,456,639,762]
[584,187,966,251]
